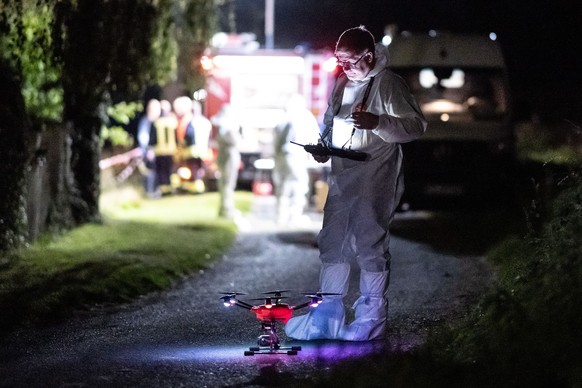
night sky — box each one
[219,0,582,121]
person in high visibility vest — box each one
[173,96,193,146]
[179,100,213,193]
[150,100,178,194]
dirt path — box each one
[0,196,493,387]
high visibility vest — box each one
[153,116,178,156]
[181,118,212,160]
[176,114,192,144]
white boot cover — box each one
[285,263,349,340]
[339,270,388,341]
[284,297,345,340]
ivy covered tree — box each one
[0,0,217,253]
[0,0,53,253]
[173,0,217,93]
[53,0,171,223]
[0,57,30,254]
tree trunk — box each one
[68,114,102,225]
[0,60,32,253]
[43,123,76,235]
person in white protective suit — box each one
[285,26,427,341]
[272,94,320,225]
[212,104,242,218]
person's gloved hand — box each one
[313,154,330,163]
[312,138,331,163]
[346,111,379,130]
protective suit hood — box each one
[364,43,390,81]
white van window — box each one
[419,68,465,89]
[397,67,508,121]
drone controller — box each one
[291,141,369,161]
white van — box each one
[388,31,515,209]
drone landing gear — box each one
[244,321,302,356]
[244,344,302,356]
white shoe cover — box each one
[339,296,387,341]
[339,270,389,341]
[285,263,350,340]
[285,298,345,340]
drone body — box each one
[220,290,339,356]
[251,303,293,324]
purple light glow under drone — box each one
[114,338,417,366]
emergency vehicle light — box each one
[200,56,213,71]
[322,57,338,73]
[177,166,192,180]
[212,55,305,75]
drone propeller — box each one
[262,290,291,297]
[219,292,246,305]
[302,291,342,297]
[219,291,246,296]
[288,291,343,311]
[301,291,343,308]
[249,296,288,301]
[219,292,255,309]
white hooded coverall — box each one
[213,105,242,218]
[285,44,426,341]
[273,95,320,225]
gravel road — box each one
[0,196,493,387]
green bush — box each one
[0,193,253,334]
[461,179,582,387]
[311,178,582,388]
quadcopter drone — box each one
[219,290,339,356]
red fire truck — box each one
[199,34,337,193]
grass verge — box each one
[306,173,581,388]
[0,191,253,335]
